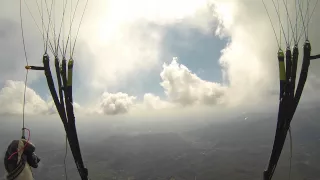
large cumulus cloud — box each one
[160,57,226,106]
[0,80,52,115]
[0,80,87,115]
[98,92,136,115]
[142,93,173,110]
[209,0,320,105]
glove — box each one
[21,139,41,168]
[4,139,41,173]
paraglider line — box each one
[282,0,297,45]
[71,0,89,57]
[56,0,69,56]
[305,0,319,38]
[21,70,29,139]
[262,0,280,48]
[64,0,81,57]
[297,0,308,42]
[19,0,29,139]
[271,0,289,46]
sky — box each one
[0,0,320,118]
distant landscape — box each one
[1,104,320,180]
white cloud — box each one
[140,93,174,110]
[0,80,88,116]
[213,1,276,105]
[0,80,50,115]
[160,57,226,106]
[208,0,320,105]
[97,92,136,115]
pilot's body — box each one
[4,139,40,180]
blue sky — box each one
[161,23,227,84]
[112,23,228,100]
